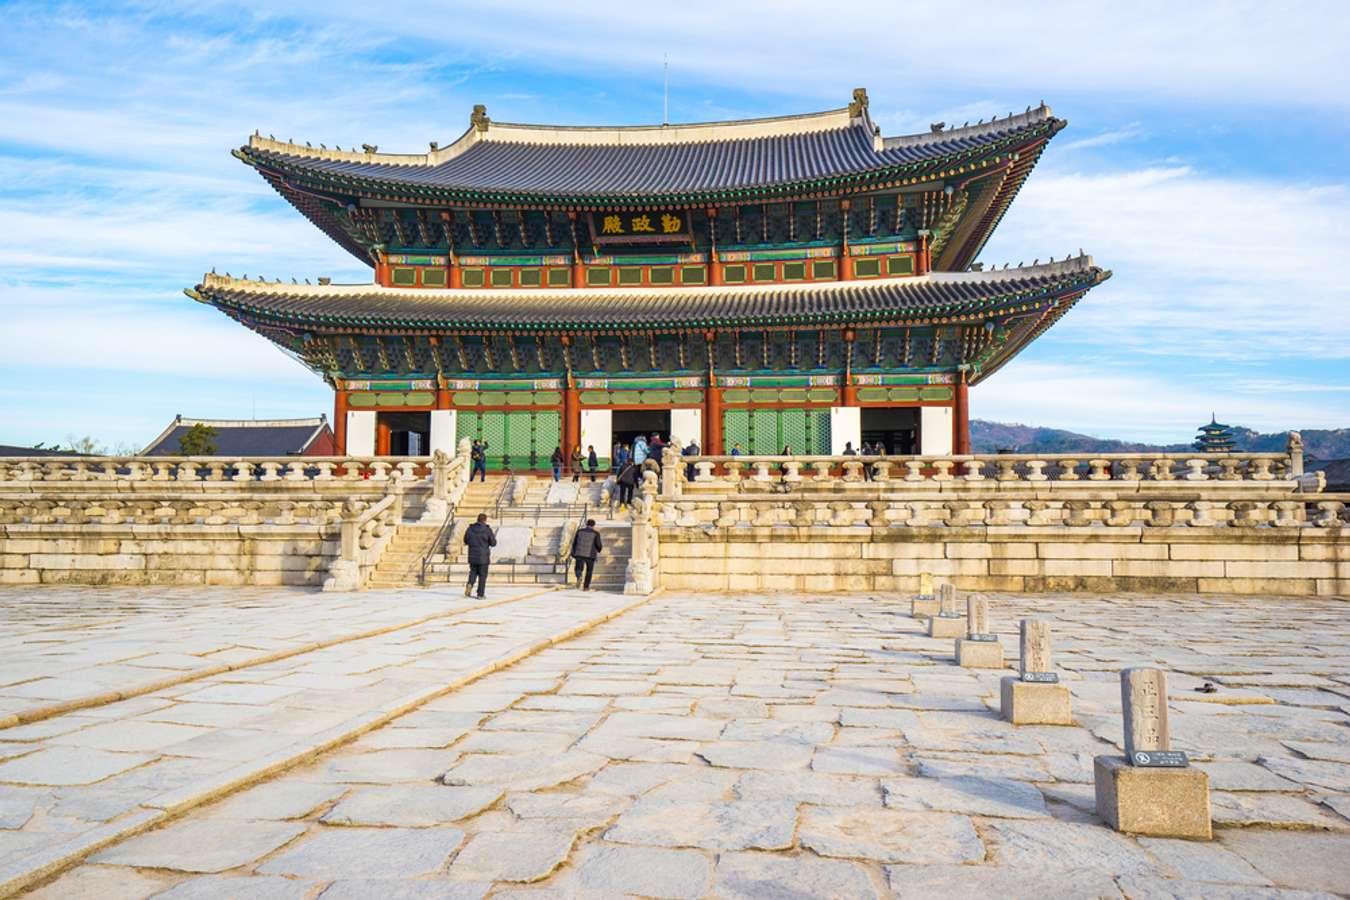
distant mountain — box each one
[970,420,1350,459]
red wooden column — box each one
[704,358,723,455]
[376,418,392,456]
[333,387,349,456]
[915,230,930,276]
[840,328,858,406]
[560,342,580,455]
[953,369,971,454]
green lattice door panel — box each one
[532,411,560,469]
[722,408,830,455]
[723,409,750,454]
[456,410,559,469]
[750,408,780,455]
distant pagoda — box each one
[187,89,1111,463]
[1194,415,1236,452]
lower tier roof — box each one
[190,256,1107,332]
[188,256,1108,385]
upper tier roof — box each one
[238,95,1061,203]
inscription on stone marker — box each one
[937,583,958,617]
[1121,667,1171,759]
[1020,619,1053,676]
[967,595,989,637]
[1020,671,1059,683]
[919,572,934,598]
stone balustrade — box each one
[0,455,452,485]
[657,494,1350,531]
[683,451,1302,490]
[0,496,347,527]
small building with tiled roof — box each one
[142,416,336,457]
[189,89,1110,465]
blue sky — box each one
[2,0,1347,450]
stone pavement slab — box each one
[0,585,645,895]
[10,589,1350,897]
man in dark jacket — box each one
[470,440,488,482]
[615,460,637,509]
[463,513,496,598]
[570,518,603,591]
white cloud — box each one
[205,0,1350,115]
[980,166,1350,361]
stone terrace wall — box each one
[1,522,336,587]
[654,446,1350,597]
[0,453,461,588]
[658,525,1348,596]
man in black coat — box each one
[462,513,496,598]
[570,518,603,591]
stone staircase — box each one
[365,521,443,588]
[414,475,631,590]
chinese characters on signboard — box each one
[589,210,691,242]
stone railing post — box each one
[323,499,366,591]
[625,473,658,595]
[871,460,892,482]
[1287,432,1304,477]
[660,445,682,499]
[695,461,715,482]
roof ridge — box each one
[882,103,1054,149]
[244,103,867,168]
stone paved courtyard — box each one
[1,586,1348,897]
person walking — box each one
[632,434,649,467]
[649,433,665,469]
[462,513,496,598]
[569,518,604,591]
[616,459,637,509]
[683,438,700,482]
[550,445,564,482]
[570,444,585,483]
[470,440,488,482]
[612,439,624,472]
[842,441,856,456]
[587,445,599,482]
[730,442,743,456]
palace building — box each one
[188,89,1110,467]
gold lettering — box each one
[602,215,623,234]
[661,213,683,233]
[631,214,655,233]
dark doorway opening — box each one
[611,409,672,454]
[378,411,431,456]
[861,407,919,455]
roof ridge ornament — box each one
[848,87,869,117]
[471,104,490,133]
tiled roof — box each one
[239,104,1060,203]
[190,256,1109,333]
[141,417,331,456]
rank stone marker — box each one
[1094,667,1211,839]
[910,573,939,618]
[1000,619,1072,725]
[955,595,1004,668]
[927,583,966,638]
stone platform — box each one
[2,588,1348,897]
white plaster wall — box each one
[580,409,613,459]
[429,410,456,454]
[830,407,861,455]
[670,409,702,449]
[920,406,954,455]
[346,411,376,456]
